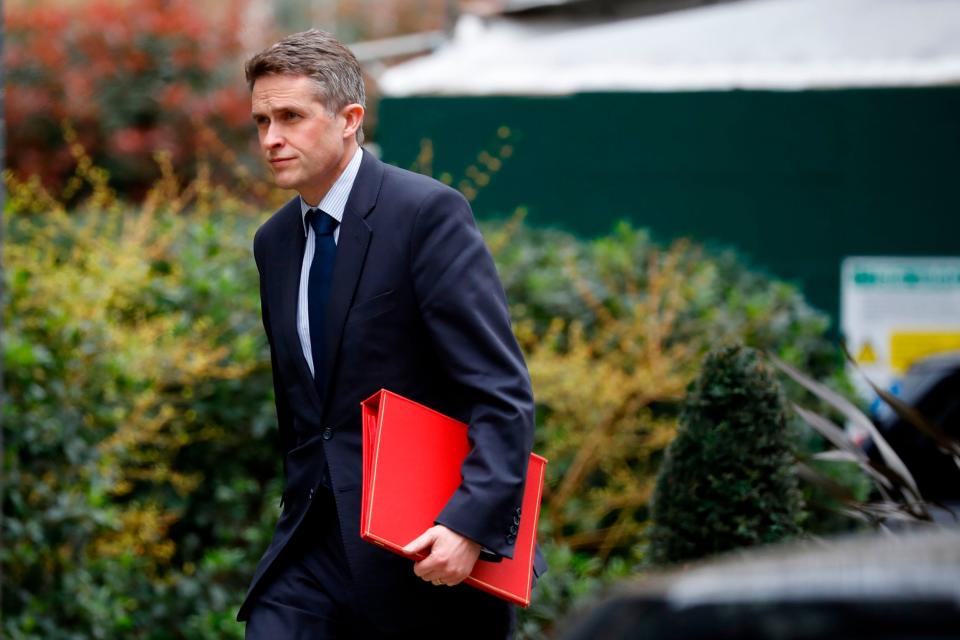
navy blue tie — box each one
[305,208,338,398]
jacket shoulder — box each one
[380,162,467,206]
[253,197,300,258]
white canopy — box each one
[377,0,960,95]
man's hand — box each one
[402,525,481,587]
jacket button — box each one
[513,515,521,525]
[506,535,516,545]
[322,427,333,440]
[308,488,315,500]
[515,507,522,515]
[509,524,518,535]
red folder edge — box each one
[360,389,546,607]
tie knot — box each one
[307,208,338,236]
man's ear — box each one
[341,103,365,140]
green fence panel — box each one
[378,88,960,325]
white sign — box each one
[841,257,960,411]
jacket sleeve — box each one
[408,187,535,558]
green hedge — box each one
[3,176,843,638]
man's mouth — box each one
[270,157,295,165]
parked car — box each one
[865,351,960,509]
[557,528,960,640]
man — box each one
[237,30,538,638]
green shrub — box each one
[3,159,841,636]
[648,344,804,565]
[485,221,834,559]
[2,168,275,638]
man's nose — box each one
[262,124,284,148]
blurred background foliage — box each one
[3,1,862,638]
[3,151,278,638]
[6,0,261,200]
[4,0,450,200]
[484,220,852,638]
[3,155,848,637]
[486,217,837,559]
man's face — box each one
[251,74,360,204]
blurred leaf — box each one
[771,355,922,504]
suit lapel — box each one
[318,152,384,415]
[275,198,326,418]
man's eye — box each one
[283,112,301,121]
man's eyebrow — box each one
[253,102,305,118]
[251,103,274,117]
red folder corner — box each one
[361,389,546,607]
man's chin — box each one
[270,173,297,191]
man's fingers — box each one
[412,545,446,579]
[409,525,481,585]
[402,528,438,556]
[415,556,468,585]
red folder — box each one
[360,389,546,607]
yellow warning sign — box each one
[856,341,878,364]
[890,331,960,373]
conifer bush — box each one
[648,344,804,565]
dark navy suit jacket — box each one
[237,152,539,625]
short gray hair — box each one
[245,29,366,143]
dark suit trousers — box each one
[244,489,515,639]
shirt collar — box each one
[300,147,363,236]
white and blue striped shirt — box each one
[296,147,363,377]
